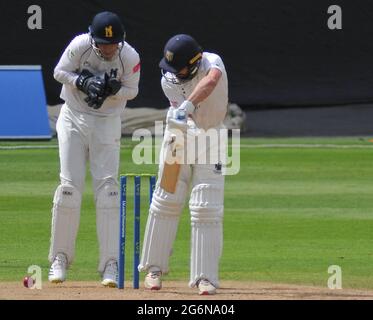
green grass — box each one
[1,137,373,289]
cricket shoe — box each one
[101,260,118,288]
[48,253,67,283]
[144,270,162,290]
[197,279,216,295]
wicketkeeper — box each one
[48,11,140,287]
[138,34,228,295]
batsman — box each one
[48,11,140,287]
[138,34,228,295]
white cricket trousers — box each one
[57,104,121,194]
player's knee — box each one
[189,183,224,222]
[151,180,188,217]
[96,183,119,209]
[53,184,82,210]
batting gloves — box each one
[178,100,195,115]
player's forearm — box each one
[187,76,219,105]
[113,85,139,101]
[54,67,79,87]
[114,72,140,101]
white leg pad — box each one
[138,181,188,274]
[48,184,82,266]
[96,184,120,273]
[189,184,224,288]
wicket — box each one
[118,173,156,289]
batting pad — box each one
[48,184,82,266]
[138,181,188,274]
[96,184,120,273]
[189,183,224,288]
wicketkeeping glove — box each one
[76,69,107,109]
[77,69,122,109]
[104,69,122,96]
[85,69,122,109]
[83,76,106,109]
[76,69,94,92]
[76,70,104,96]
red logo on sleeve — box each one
[132,62,141,73]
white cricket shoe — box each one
[101,260,118,288]
[48,253,67,283]
[144,271,162,290]
[197,279,216,295]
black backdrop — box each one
[2,0,373,108]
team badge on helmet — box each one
[105,25,113,38]
[165,50,174,62]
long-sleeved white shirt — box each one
[54,33,140,116]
